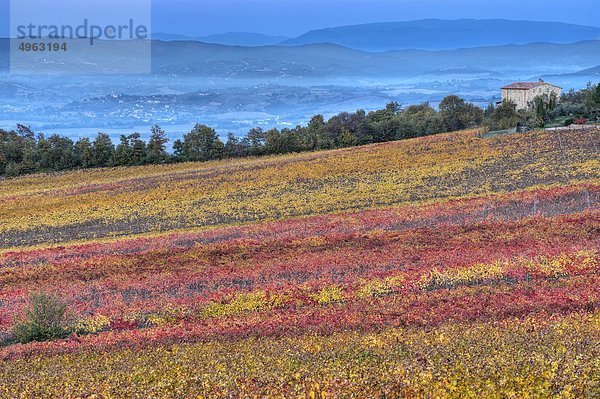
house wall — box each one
[502,89,529,110]
[502,84,562,110]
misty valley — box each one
[1,19,599,141]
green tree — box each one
[528,94,558,129]
[181,124,223,162]
[36,134,76,171]
[211,138,225,160]
[327,110,370,145]
[265,128,284,154]
[92,133,115,167]
[113,134,133,166]
[4,161,21,178]
[129,133,148,165]
[16,124,35,141]
[74,138,94,169]
[531,96,548,128]
[303,115,332,150]
[113,133,147,166]
[339,127,358,147]
[18,143,38,175]
[173,139,184,161]
[484,103,495,118]
[0,129,6,175]
[398,103,445,138]
[147,125,169,164]
[3,126,38,175]
[280,127,302,153]
[366,102,403,142]
[245,128,267,156]
[439,95,484,132]
[224,133,249,158]
[585,82,600,119]
[486,100,523,131]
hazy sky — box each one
[1,0,599,38]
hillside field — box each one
[0,129,599,398]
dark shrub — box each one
[12,292,69,344]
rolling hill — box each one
[0,128,598,396]
[149,39,600,78]
[2,37,599,78]
[2,37,598,133]
[563,65,600,77]
[153,32,290,46]
[281,19,600,51]
[197,32,290,46]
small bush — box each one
[12,292,70,344]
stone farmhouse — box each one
[501,80,562,110]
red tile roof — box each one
[502,82,545,90]
[502,81,562,90]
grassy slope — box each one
[0,129,598,250]
[0,129,598,398]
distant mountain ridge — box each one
[281,19,600,51]
[198,32,290,46]
[2,38,599,78]
[563,65,600,76]
[152,32,290,46]
[6,19,600,51]
[148,39,600,78]
[539,64,600,83]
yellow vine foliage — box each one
[1,129,597,249]
[202,291,284,318]
[521,250,598,278]
[356,276,405,298]
[73,315,111,335]
[311,286,345,305]
[419,250,598,290]
[0,313,597,398]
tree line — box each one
[1,86,598,178]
